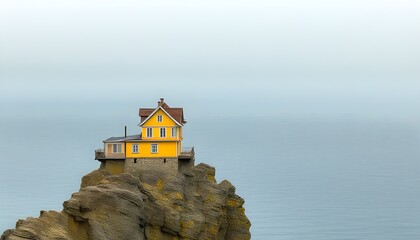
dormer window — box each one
[157,115,163,122]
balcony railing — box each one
[95,146,194,160]
[95,149,124,160]
[95,149,105,160]
[179,146,194,159]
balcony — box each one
[95,149,105,160]
[94,149,125,160]
[179,146,194,159]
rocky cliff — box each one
[1,163,251,240]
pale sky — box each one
[0,0,419,121]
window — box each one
[172,127,177,138]
[151,144,158,153]
[146,128,152,138]
[160,128,166,138]
[112,143,122,153]
[132,144,139,153]
[157,115,163,122]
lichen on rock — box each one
[1,163,251,240]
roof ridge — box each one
[138,100,186,124]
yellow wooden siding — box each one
[142,108,178,127]
[141,127,180,141]
[126,141,178,158]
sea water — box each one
[1,116,420,240]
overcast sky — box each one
[0,0,419,121]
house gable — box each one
[139,99,185,126]
[140,107,180,127]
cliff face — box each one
[1,163,251,240]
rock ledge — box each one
[1,163,251,240]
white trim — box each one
[172,127,177,138]
[141,125,179,128]
[146,128,153,138]
[160,127,166,138]
[139,106,182,127]
[112,143,122,153]
[132,144,139,153]
[151,143,158,153]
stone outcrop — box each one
[1,163,251,240]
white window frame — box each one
[151,144,158,153]
[160,128,166,138]
[132,144,139,153]
[172,127,177,138]
[157,115,163,122]
[112,143,122,153]
[146,128,153,138]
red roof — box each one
[139,100,186,125]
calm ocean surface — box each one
[1,116,420,239]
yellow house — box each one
[95,98,194,170]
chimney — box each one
[158,98,164,106]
